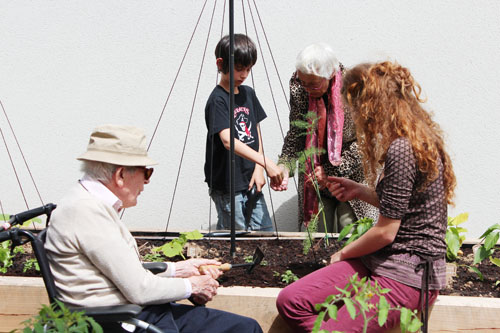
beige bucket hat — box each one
[77,125,158,166]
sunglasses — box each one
[137,167,154,181]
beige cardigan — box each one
[45,183,188,307]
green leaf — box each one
[312,311,326,333]
[478,223,500,239]
[484,231,499,251]
[182,230,203,241]
[490,257,500,268]
[448,212,469,226]
[377,296,389,327]
[446,228,460,260]
[408,316,423,332]
[158,241,184,258]
[468,266,484,281]
[355,296,369,312]
[473,246,494,265]
[343,298,356,319]
[399,307,411,332]
[327,304,338,321]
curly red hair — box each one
[343,61,456,205]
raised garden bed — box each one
[2,233,500,332]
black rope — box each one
[0,200,6,221]
[0,100,45,206]
[250,0,300,195]
[245,0,288,236]
[241,0,255,88]
[251,0,291,117]
[165,0,219,232]
[207,0,227,240]
[0,127,29,210]
[147,0,210,151]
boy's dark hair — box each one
[215,34,257,74]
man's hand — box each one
[270,164,289,191]
[188,275,219,304]
[175,258,222,279]
[324,175,361,202]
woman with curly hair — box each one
[276,61,456,332]
[273,43,378,232]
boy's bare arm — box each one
[218,128,283,186]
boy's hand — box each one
[271,164,289,191]
[250,167,266,192]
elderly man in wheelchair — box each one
[43,124,263,333]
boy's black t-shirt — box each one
[204,85,267,192]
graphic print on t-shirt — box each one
[234,108,255,145]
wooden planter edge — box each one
[1,277,500,332]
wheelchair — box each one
[0,204,166,332]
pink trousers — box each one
[276,259,438,332]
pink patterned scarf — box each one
[303,70,344,225]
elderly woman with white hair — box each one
[272,43,378,232]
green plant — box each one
[0,240,24,273]
[274,269,299,285]
[19,299,102,333]
[312,273,422,333]
[244,255,254,263]
[290,111,329,254]
[445,212,469,261]
[469,223,500,280]
[337,218,374,248]
[152,230,203,259]
[143,252,164,262]
[302,214,320,255]
[23,257,40,273]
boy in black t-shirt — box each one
[204,34,283,231]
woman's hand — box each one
[325,175,361,202]
[330,251,343,264]
[314,166,327,189]
[175,258,222,279]
[264,158,284,189]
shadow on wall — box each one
[272,195,298,232]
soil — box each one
[3,237,500,298]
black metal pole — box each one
[229,0,236,257]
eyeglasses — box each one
[137,167,154,181]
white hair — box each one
[80,160,119,182]
[295,43,339,79]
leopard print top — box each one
[278,66,379,228]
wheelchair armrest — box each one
[69,304,143,323]
[143,262,168,274]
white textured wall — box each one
[0,0,499,237]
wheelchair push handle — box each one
[0,230,11,242]
[1,203,57,231]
